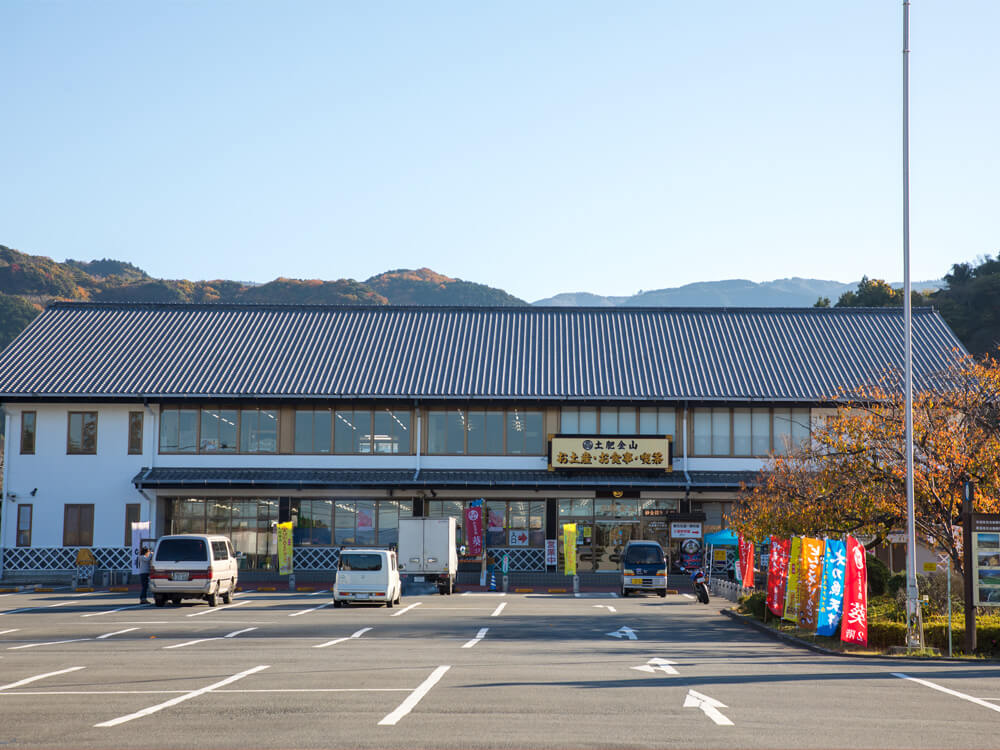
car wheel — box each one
[222,584,233,605]
[659,588,667,598]
[206,591,218,607]
[154,595,166,607]
[386,596,393,608]
[620,586,629,597]
[171,597,182,606]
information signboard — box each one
[973,514,1000,606]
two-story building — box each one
[0,302,965,583]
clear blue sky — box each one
[1,2,996,302]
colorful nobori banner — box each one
[796,537,826,632]
[563,523,577,576]
[841,536,869,646]
[277,521,294,575]
[738,535,755,588]
[766,537,790,617]
[783,537,802,622]
[464,499,484,558]
[816,539,847,637]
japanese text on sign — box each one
[549,435,672,471]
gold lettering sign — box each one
[548,434,672,472]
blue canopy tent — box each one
[704,529,738,579]
[704,530,738,546]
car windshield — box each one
[340,554,382,571]
[155,538,208,562]
[624,546,664,565]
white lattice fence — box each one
[487,547,545,571]
[292,547,340,570]
[0,547,132,572]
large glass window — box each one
[485,500,546,548]
[16,504,32,546]
[428,407,542,455]
[20,411,36,455]
[638,407,675,436]
[200,408,238,452]
[692,407,732,456]
[467,411,504,454]
[291,499,333,545]
[295,409,332,453]
[506,409,544,455]
[774,408,811,454]
[335,409,372,454]
[240,409,278,453]
[67,412,98,455]
[159,408,198,453]
[751,409,771,455]
[377,500,413,546]
[373,408,410,454]
[711,409,730,455]
[562,407,644,435]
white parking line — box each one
[97,628,139,639]
[461,628,489,648]
[314,627,373,649]
[94,664,270,727]
[1,601,70,616]
[82,605,147,617]
[163,627,256,650]
[378,665,450,726]
[5,687,410,696]
[289,601,334,617]
[390,602,422,617]
[307,589,330,596]
[490,602,507,617]
[892,672,1000,714]
[8,638,91,650]
[460,592,505,596]
[0,628,20,635]
[186,600,250,617]
[0,666,86,691]
[681,593,696,600]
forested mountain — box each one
[0,242,996,356]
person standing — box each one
[138,547,152,604]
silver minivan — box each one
[150,534,239,607]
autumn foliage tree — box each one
[729,352,1000,577]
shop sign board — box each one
[509,530,529,547]
[545,539,558,567]
[972,514,1000,607]
[670,522,702,539]
[548,434,672,471]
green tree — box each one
[930,252,1000,356]
[0,292,40,349]
[835,276,904,307]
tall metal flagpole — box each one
[902,0,922,650]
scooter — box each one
[690,568,710,604]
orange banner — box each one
[797,537,826,631]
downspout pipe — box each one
[1,409,10,561]
[412,403,422,481]
[682,403,692,512]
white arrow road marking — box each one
[314,627,372,648]
[490,602,507,617]
[593,605,617,613]
[94,665,270,727]
[606,626,638,640]
[892,673,1000,714]
[390,602,422,617]
[186,600,250,617]
[0,666,86,691]
[631,657,679,675]
[289,601,333,617]
[684,689,734,726]
[97,628,139,639]
[462,628,489,648]
[378,665,450,726]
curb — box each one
[722,608,1000,664]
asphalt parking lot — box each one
[2,587,1000,749]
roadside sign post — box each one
[963,481,976,654]
[502,554,509,593]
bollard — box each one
[289,573,296,590]
[102,572,109,587]
[572,575,579,594]
[502,575,509,593]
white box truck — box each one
[398,517,459,595]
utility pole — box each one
[963,481,976,654]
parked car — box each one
[619,540,668,597]
[333,547,402,607]
[149,534,239,607]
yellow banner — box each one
[277,521,294,575]
[796,537,826,632]
[549,435,671,471]
[783,536,802,622]
[563,523,577,576]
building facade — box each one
[0,303,965,581]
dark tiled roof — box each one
[0,302,965,401]
[131,467,757,490]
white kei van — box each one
[333,548,401,608]
[149,534,239,607]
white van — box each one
[619,540,668,597]
[333,548,401,608]
[150,534,239,607]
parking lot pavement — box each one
[3,589,1000,749]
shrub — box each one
[887,573,906,596]
[867,555,889,596]
[867,620,907,649]
[738,591,767,620]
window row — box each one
[426,409,544,455]
[560,407,676,436]
[19,411,144,456]
[691,407,811,456]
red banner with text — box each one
[766,537,790,617]
[464,504,484,558]
[738,535,755,588]
[841,536,869,646]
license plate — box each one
[631,578,643,585]
[413,576,425,582]
[171,572,189,581]
[355,593,370,599]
